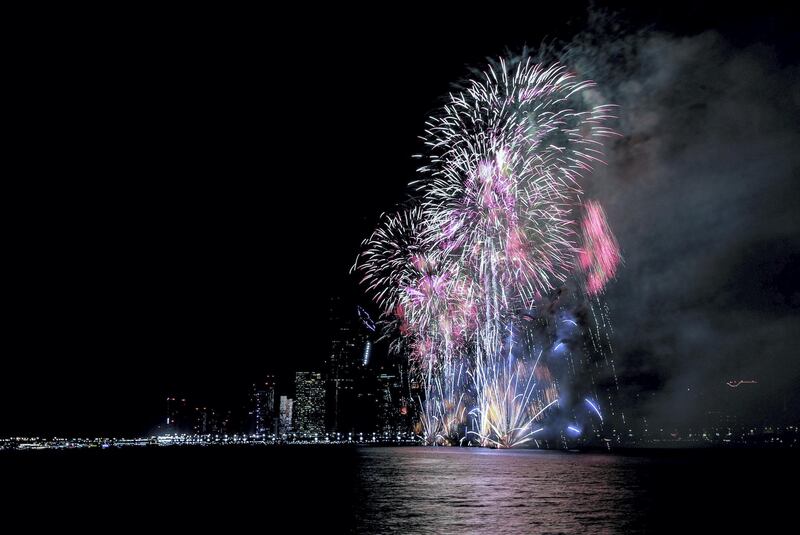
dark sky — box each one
[3,2,798,436]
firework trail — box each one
[355,55,622,448]
[415,359,468,446]
[468,347,558,448]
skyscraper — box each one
[165,397,191,434]
[294,372,326,435]
[192,406,216,435]
[278,396,293,435]
[376,372,397,435]
[326,297,372,433]
[251,375,276,435]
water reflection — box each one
[354,447,792,534]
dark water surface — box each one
[3,446,796,533]
[358,448,649,533]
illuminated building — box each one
[251,375,276,435]
[278,396,293,434]
[363,340,372,367]
[294,372,326,435]
[326,297,372,433]
[165,397,190,434]
[375,364,408,435]
[192,406,216,435]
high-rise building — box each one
[294,372,326,435]
[192,406,216,435]
[251,375,276,435]
[376,373,397,435]
[326,297,372,433]
[219,409,235,435]
[165,397,178,430]
[374,362,412,435]
[165,398,223,435]
[165,397,191,434]
[278,396,293,434]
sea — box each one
[2,445,796,533]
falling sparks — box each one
[354,55,623,448]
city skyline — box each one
[4,287,793,439]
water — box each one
[358,448,647,533]
[354,447,795,533]
[3,446,795,532]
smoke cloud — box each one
[562,13,800,426]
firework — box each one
[579,200,622,295]
[355,55,622,448]
[468,351,558,448]
[419,59,618,309]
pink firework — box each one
[579,201,621,295]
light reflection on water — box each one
[352,446,795,534]
[356,448,648,533]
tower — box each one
[294,371,326,436]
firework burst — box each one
[355,54,622,448]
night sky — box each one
[3,3,798,436]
